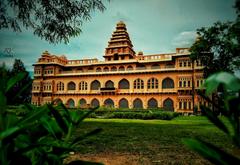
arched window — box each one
[119,98,129,108]
[162,78,174,89]
[119,79,130,89]
[91,80,100,90]
[133,98,143,109]
[114,54,118,60]
[79,98,87,108]
[79,81,87,90]
[103,67,109,72]
[96,67,102,72]
[127,65,133,71]
[179,81,182,87]
[91,98,100,108]
[57,82,64,91]
[67,82,76,90]
[105,80,114,88]
[148,98,158,108]
[111,66,117,71]
[136,64,146,70]
[119,66,125,71]
[163,98,174,111]
[77,68,83,72]
[147,78,158,89]
[67,99,75,108]
[165,63,175,68]
[151,64,160,69]
[104,98,114,107]
[134,78,144,89]
[88,67,94,72]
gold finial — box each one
[138,51,143,56]
[117,21,126,28]
[42,50,50,56]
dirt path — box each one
[66,152,210,165]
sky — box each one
[0,0,237,72]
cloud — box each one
[172,31,197,48]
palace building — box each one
[31,21,204,113]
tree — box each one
[190,0,240,78]
[6,59,32,105]
[0,62,11,95]
[189,0,240,115]
[0,0,108,44]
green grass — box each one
[73,116,236,164]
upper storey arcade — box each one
[33,21,203,76]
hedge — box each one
[87,110,179,120]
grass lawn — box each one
[69,116,236,165]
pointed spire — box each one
[104,21,135,61]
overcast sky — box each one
[0,0,237,71]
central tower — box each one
[104,21,135,61]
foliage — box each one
[0,71,103,165]
[82,108,178,120]
[4,59,32,105]
[190,1,240,77]
[102,111,179,120]
[183,72,240,165]
[190,22,240,77]
[0,0,108,44]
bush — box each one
[0,71,103,165]
[83,107,179,120]
[104,111,179,120]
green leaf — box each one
[0,126,20,141]
[204,72,240,95]
[47,104,69,134]
[72,106,99,126]
[200,105,229,134]
[183,138,240,165]
[0,91,6,108]
[17,105,48,125]
[6,72,27,93]
[58,102,71,123]
[14,134,31,148]
[11,80,32,102]
[0,122,35,141]
[67,160,104,165]
[5,113,18,129]
[40,117,63,140]
[24,103,34,111]
[71,128,102,146]
[14,144,42,155]
[0,91,7,131]
[38,139,74,154]
[70,111,82,125]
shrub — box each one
[104,111,178,120]
[183,72,240,164]
[0,71,103,165]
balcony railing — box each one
[178,87,192,90]
[100,87,116,93]
[42,88,179,95]
[54,67,181,76]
